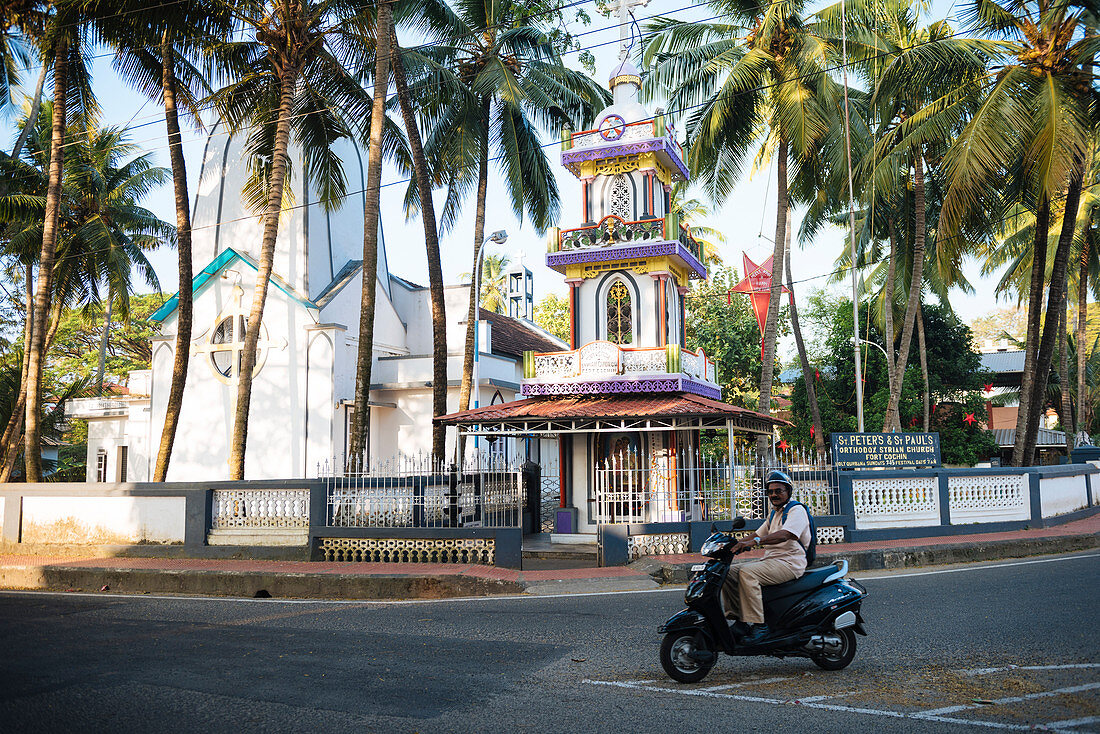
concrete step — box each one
[522,535,598,561]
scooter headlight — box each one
[700,538,725,556]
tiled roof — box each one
[436,392,788,425]
[479,308,563,358]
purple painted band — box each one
[561,138,689,181]
[546,240,707,280]
[521,376,719,401]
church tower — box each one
[523,58,717,399]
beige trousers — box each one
[721,558,799,625]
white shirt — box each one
[755,502,812,574]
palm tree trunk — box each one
[1059,288,1073,455]
[1078,228,1091,435]
[391,30,446,463]
[0,266,35,478]
[784,210,825,458]
[884,154,927,433]
[1012,195,1050,466]
[457,97,491,464]
[228,63,299,480]
[153,38,194,482]
[884,218,898,398]
[349,0,392,466]
[917,305,930,432]
[95,299,112,395]
[755,138,788,456]
[24,37,68,483]
[4,298,62,482]
[1021,166,1085,466]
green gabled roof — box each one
[150,247,316,322]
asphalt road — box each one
[1,551,1098,734]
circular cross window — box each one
[200,313,270,383]
[599,114,626,141]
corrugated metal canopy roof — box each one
[993,426,1066,448]
[980,350,1026,373]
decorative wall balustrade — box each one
[527,341,716,384]
[948,474,1029,523]
[570,120,657,149]
[210,489,310,529]
[853,476,940,528]
[316,536,495,564]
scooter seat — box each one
[762,564,838,602]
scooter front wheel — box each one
[660,631,714,683]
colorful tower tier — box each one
[523,60,719,400]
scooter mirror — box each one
[731,516,746,530]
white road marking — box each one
[1046,715,1100,730]
[583,679,1039,731]
[959,663,1100,676]
[698,676,795,692]
[858,553,1100,580]
[795,691,860,702]
[916,682,1100,716]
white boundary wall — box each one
[1039,474,1089,518]
[21,496,186,544]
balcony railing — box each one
[551,213,703,264]
[561,117,686,161]
[523,341,716,384]
[66,397,130,417]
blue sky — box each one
[1,0,1012,362]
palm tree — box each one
[20,1,98,482]
[644,0,834,443]
[0,111,168,480]
[419,0,607,450]
[102,0,229,480]
[669,184,725,266]
[349,0,393,466]
[389,15,450,462]
[207,0,377,479]
[841,0,993,432]
[939,0,1095,465]
[461,252,510,314]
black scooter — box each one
[658,519,868,683]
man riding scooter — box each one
[722,470,813,645]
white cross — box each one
[608,0,650,60]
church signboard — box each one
[829,432,941,469]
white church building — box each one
[68,125,561,482]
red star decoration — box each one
[809,426,815,437]
[963,413,977,426]
[778,440,790,451]
[983,383,994,393]
[814,369,821,381]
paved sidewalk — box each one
[0,510,1096,600]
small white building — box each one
[69,124,561,482]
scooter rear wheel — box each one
[810,629,857,670]
[660,631,714,683]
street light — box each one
[852,336,888,362]
[471,230,508,451]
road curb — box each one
[0,564,525,600]
[649,532,1100,584]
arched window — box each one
[608,174,632,221]
[606,280,633,344]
